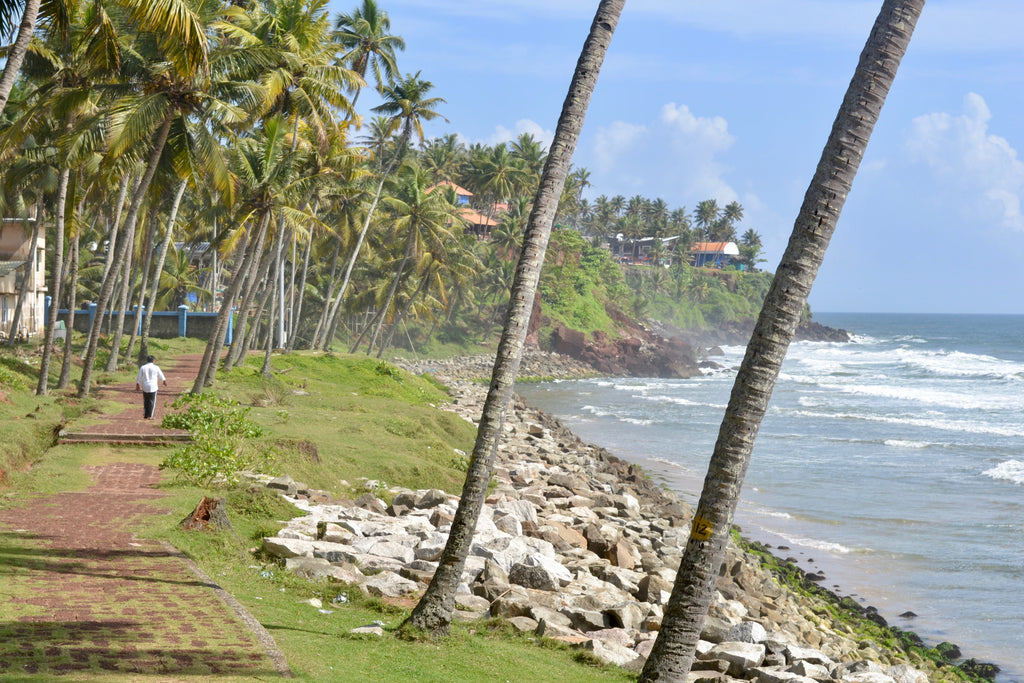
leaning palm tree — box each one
[76,0,230,397]
[320,71,444,349]
[638,1,925,678]
[402,0,625,637]
[362,163,458,355]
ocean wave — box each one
[640,394,727,410]
[821,382,1015,411]
[897,348,1024,381]
[640,394,698,406]
[782,408,1024,438]
[982,460,1024,486]
[647,456,691,472]
[581,405,653,426]
[884,439,930,449]
[760,528,855,554]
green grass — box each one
[199,352,479,495]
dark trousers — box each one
[143,391,158,419]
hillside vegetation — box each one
[534,228,775,346]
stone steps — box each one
[57,430,191,446]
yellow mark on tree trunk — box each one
[690,515,713,542]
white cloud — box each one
[482,119,555,150]
[905,93,1024,231]
[588,103,737,206]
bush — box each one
[160,392,271,486]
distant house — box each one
[0,217,46,339]
[609,234,680,264]
[689,241,739,268]
[428,181,502,240]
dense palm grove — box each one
[0,0,762,397]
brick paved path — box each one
[59,354,200,444]
[0,354,290,679]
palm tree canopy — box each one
[371,71,446,148]
[333,0,405,93]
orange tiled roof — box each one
[689,242,731,253]
[460,207,498,227]
[429,180,473,197]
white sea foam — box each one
[761,528,854,554]
[783,409,1024,438]
[897,348,1024,381]
[884,439,930,449]
[581,405,652,426]
[648,456,690,471]
[982,460,1024,486]
[641,394,699,406]
[822,382,1013,411]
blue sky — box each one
[332,0,1024,314]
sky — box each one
[330,0,1024,314]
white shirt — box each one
[136,362,166,392]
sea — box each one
[516,313,1023,681]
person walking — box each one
[135,355,167,420]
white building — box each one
[0,218,46,339]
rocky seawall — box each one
[253,353,995,682]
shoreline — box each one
[390,351,1006,681]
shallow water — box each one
[518,313,1024,681]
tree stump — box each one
[180,496,233,532]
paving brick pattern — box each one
[0,355,287,679]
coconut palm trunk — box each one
[125,216,158,363]
[402,0,625,637]
[0,0,41,119]
[192,215,265,392]
[226,241,275,369]
[287,224,314,350]
[58,234,80,390]
[137,178,188,362]
[320,153,400,350]
[36,168,70,394]
[103,216,139,370]
[78,112,174,398]
[639,1,924,679]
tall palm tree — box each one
[193,116,305,390]
[77,0,236,396]
[420,133,464,183]
[693,198,719,242]
[363,163,457,354]
[403,0,625,637]
[320,71,444,349]
[0,0,209,121]
[333,0,404,108]
[639,1,924,678]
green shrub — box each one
[160,392,271,486]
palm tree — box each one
[420,133,465,183]
[0,0,209,121]
[77,0,234,396]
[333,0,405,108]
[693,198,719,242]
[403,0,625,637]
[320,71,445,349]
[508,132,546,188]
[363,163,458,355]
[639,1,924,678]
[193,116,307,390]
